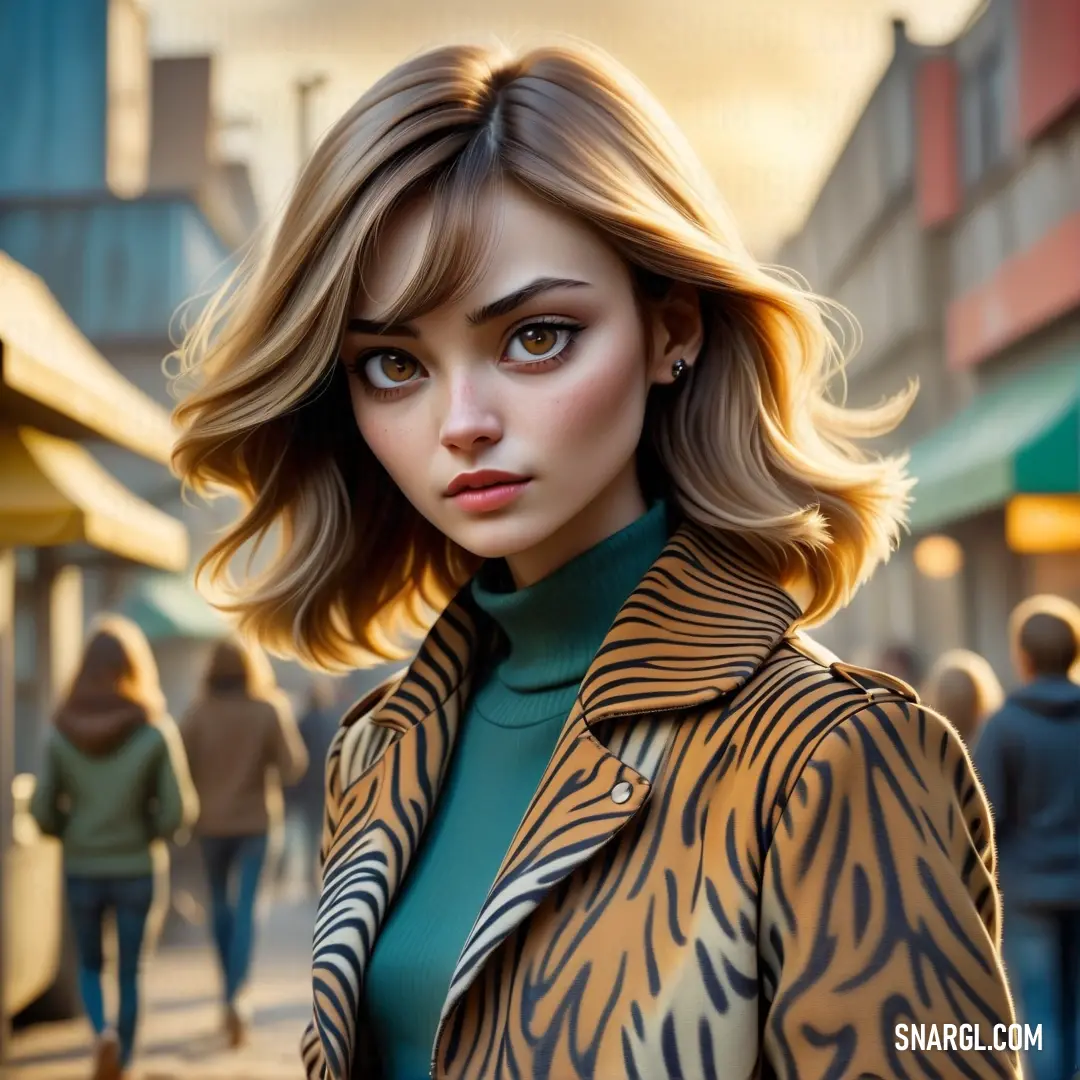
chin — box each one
[441,512,560,562]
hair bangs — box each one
[358,148,506,328]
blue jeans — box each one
[1003,907,1080,1080]
[200,834,268,1004]
[66,874,154,1068]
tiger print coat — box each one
[303,521,1020,1080]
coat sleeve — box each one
[152,716,200,840]
[178,706,201,790]
[759,696,1021,1080]
[29,737,65,838]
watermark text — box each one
[895,1024,1041,1053]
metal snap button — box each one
[610,780,633,804]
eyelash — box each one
[348,316,586,401]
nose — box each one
[439,373,503,453]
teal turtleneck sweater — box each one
[365,501,671,1078]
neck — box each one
[504,463,646,587]
[471,499,670,696]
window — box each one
[962,46,1008,186]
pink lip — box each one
[446,469,531,496]
[450,480,531,512]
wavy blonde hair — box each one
[171,41,914,669]
[922,649,1004,744]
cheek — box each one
[540,335,648,450]
[348,385,425,493]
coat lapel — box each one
[437,702,653,1029]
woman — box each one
[172,42,1021,1080]
[180,636,308,1047]
[923,648,1005,746]
[31,615,196,1080]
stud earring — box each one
[671,358,688,381]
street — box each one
[4,894,316,1079]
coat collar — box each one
[369,518,805,737]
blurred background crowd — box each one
[0,0,1077,1076]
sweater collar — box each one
[469,500,670,693]
[363,514,805,736]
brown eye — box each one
[505,323,580,364]
[362,350,423,389]
[519,326,559,355]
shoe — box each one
[92,1030,121,1080]
[224,1002,247,1049]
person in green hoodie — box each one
[31,614,198,1080]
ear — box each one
[645,281,704,386]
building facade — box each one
[777,0,1080,684]
[0,0,351,725]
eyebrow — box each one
[346,276,591,338]
[466,276,590,325]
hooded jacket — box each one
[31,704,198,879]
[302,521,1020,1080]
[973,675,1080,909]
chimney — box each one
[147,57,214,192]
[892,16,909,54]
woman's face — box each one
[343,182,700,586]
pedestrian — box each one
[876,641,924,689]
[179,635,308,1048]
[30,614,197,1080]
[973,594,1080,1080]
[923,647,1004,745]
[289,681,338,893]
[172,41,1021,1080]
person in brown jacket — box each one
[180,636,308,1047]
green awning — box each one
[908,350,1080,532]
[121,573,227,641]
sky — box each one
[145,0,984,255]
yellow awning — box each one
[0,427,188,572]
[0,253,175,464]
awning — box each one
[121,573,227,641]
[0,252,174,464]
[908,351,1080,532]
[0,427,188,572]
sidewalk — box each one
[4,893,316,1080]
